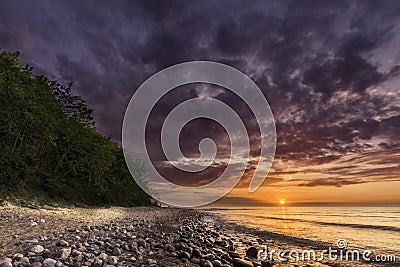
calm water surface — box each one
[208,207,400,256]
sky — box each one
[1,0,399,206]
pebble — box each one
[192,248,202,258]
[246,246,258,258]
[0,257,12,264]
[42,258,57,267]
[19,257,29,264]
[98,253,107,261]
[260,260,274,267]
[112,247,121,256]
[204,254,216,261]
[233,258,255,267]
[0,209,288,267]
[12,254,23,260]
[137,238,146,247]
[56,248,71,260]
[108,256,118,265]
[93,258,102,266]
[212,259,223,267]
[200,259,213,267]
[30,245,44,254]
[58,240,69,247]
[180,251,191,259]
[146,259,157,265]
[44,242,56,249]
[22,239,38,244]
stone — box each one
[137,238,146,247]
[192,248,202,258]
[42,258,57,267]
[233,258,254,267]
[56,248,71,260]
[229,252,241,259]
[0,257,12,264]
[98,253,107,261]
[59,240,69,247]
[30,263,42,267]
[112,247,121,256]
[93,258,102,267]
[180,251,191,259]
[260,261,274,267]
[87,232,95,242]
[19,257,29,264]
[74,254,83,262]
[44,242,56,249]
[212,260,223,267]
[32,256,44,263]
[108,256,118,265]
[203,254,215,261]
[23,239,38,244]
[12,254,23,260]
[146,259,157,265]
[165,244,175,252]
[30,245,44,254]
[42,249,55,259]
[200,259,213,267]
[246,247,258,258]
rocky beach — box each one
[0,204,378,267]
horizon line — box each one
[206,201,400,208]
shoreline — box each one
[206,211,399,267]
[0,204,395,267]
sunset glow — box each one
[1,2,400,267]
[1,1,399,208]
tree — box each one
[0,50,150,206]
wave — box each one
[272,212,400,219]
[252,215,400,232]
[201,207,258,211]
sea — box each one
[206,206,400,265]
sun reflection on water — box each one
[280,199,290,235]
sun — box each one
[279,199,285,205]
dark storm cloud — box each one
[1,0,400,188]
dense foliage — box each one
[0,51,150,206]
